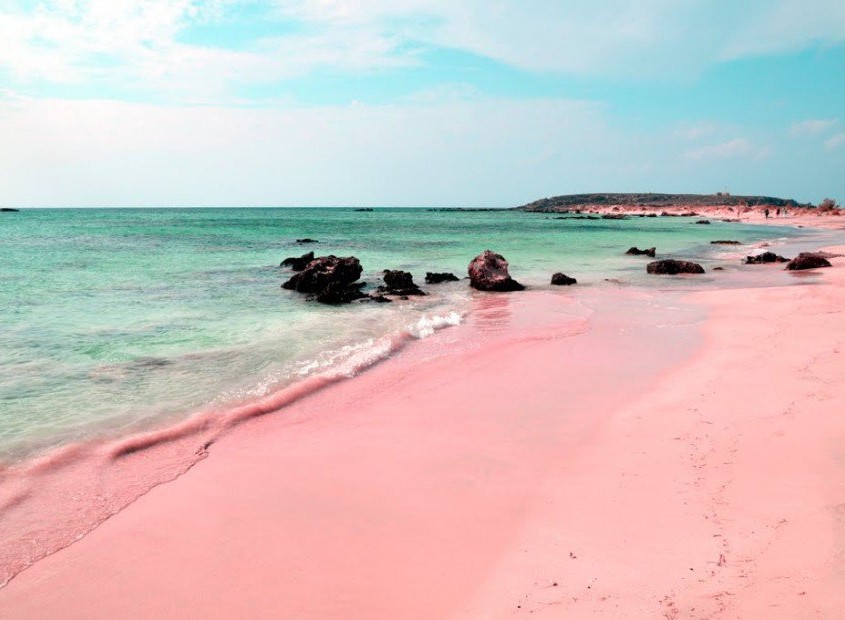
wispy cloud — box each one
[790,118,839,137]
[825,133,845,151]
[684,138,771,161]
[3,0,845,100]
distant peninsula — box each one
[516,193,810,212]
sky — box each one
[1,0,844,207]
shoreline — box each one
[1,218,844,616]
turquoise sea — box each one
[0,208,806,461]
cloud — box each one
[825,133,845,150]
[790,118,839,137]
[3,0,845,99]
[673,122,720,141]
[684,138,771,161]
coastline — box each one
[1,218,844,617]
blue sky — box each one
[1,0,844,207]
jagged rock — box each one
[279,251,314,271]
[626,247,656,257]
[379,270,426,296]
[468,250,525,291]
[314,282,368,304]
[282,255,363,304]
[551,273,577,285]
[711,240,741,245]
[695,220,711,225]
[425,272,459,284]
[785,252,832,271]
[296,238,319,244]
[745,252,789,264]
[646,259,705,275]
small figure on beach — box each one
[765,208,770,219]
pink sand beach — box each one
[2,220,845,618]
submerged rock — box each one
[425,272,459,284]
[1,208,20,212]
[695,219,711,225]
[296,238,319,244]
[785,252,832,271]
[745,252,789,264]
[279,251,314,271]
[710,240,741,245]
[468,250,525,291]
[646,259,705,275]
[625,246,656,257]
[601,213,627,220]
[379,270,426,296]
[551,272,577,285]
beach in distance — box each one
[2,202,845,617]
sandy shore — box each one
[2,240,845,617]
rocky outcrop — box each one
[626,247,656,257]
[601,214,627,220]
[695,220,711,225]
[711,240,741,245]
[314,281,368,304]
[550,273,577,285]
[282,255,366,304]
[745,252,789,264]
[1,208,20,212]
[279,251,314,271]
[468,251,525,291]
[296,238,319,244]
[425,272,459,284]
[646,259,705,275]
[785,252,832,271]
[379,270,426,296]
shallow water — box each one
[0,207,805,459]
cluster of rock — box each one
[745,252,788,264]
[743,251,833,270]
[277,235,837,304]
[278,248,587,304]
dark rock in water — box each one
[366,294,392,303]
[601,213,627,220]
[646,213,657,217]
[425,272,459,284]
[785,252,832,271]
[680,212,699,217]
[282,255,362,297]
[468,250,525,291]
[279,251,314,271]
[695,219,711,225]
[711,240,741,245]
[646,259,705,275]
[713,266,725,271]
[745,252,789,264]
[1,208,20,212]
[314,281,368,304]
[551,272,577,285]
[626,246,656,257]
[296,238,319,244]
[721,218,741,223]
[379,270,426,296]
[355,208,374,212]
